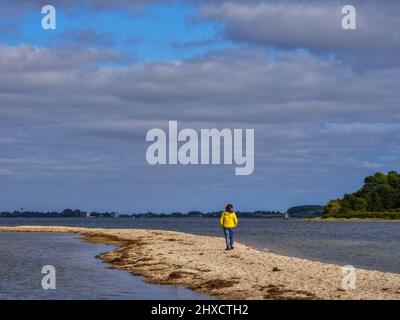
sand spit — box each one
[1,226,399,300]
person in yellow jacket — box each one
[220,203,238,250]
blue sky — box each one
[1,3,235,62]
[0,0,399,213]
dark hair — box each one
[225,203,233,211]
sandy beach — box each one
[1,226,399,300]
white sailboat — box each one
[284,212,290,219]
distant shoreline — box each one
[0,206,320,219]
[2,215,399,222]
[0,226,399,300]
[310,217,400,222]
[0,211,285,219]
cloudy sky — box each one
[0,0,399,213]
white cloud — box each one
[198,1,400,66]
[0,168,13,176]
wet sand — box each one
[1,226,399,300]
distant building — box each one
[80,211,91,218]
[110,212,119,218]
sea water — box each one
[0,231,210,300]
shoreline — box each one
[309,217,400,222]
[0,226,399,300]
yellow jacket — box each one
[220,211,238,228]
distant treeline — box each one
[1,206,326,219]
[287,205,323,218]
[323,171,400,219]
[0,209,86,218]
[144,210,285,218]
[0,209,285,218]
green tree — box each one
[323,171,400,218]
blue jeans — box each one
[223,228,234,247]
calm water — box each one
[0,232,210,300]
[1,217,399,274]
